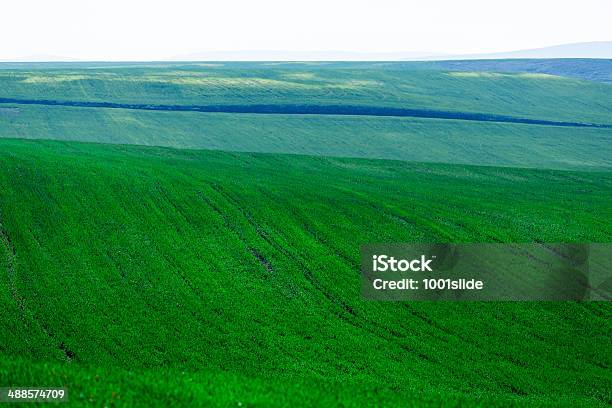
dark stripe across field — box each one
[1,97,610,129]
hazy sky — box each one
[1,0,611,60]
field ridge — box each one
[1,97,611,129]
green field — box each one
[1,139,611,406]
[0,62,611,406]
[1,64,611,170]
[1,104,611,170]
[1,64,612,124]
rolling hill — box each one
[425,59,612,84]
[1,104,611,170]
[0,63,611,171]
[1,65,611,124]
[1,139,610,406]
[425,41,612,60]
[0,61,611,407]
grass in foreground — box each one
[0,139,610,406]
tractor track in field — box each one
[0,218,23,312]
[257,189,358,270]
[200,184,430,350]
[1,97,612,129]
[0,217,73,360]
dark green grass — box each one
[1,139,610,406]
[1,104,611,170]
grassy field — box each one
[1,104,611,170]
[0,139,611,406]
[0,61,612,170]
[0,62,611,171]
[2,59,611,85]
[0,61,611,406]
[1,64,612,124]
[417,59,612,84]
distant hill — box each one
[0,54,78,62]
[426,42,612,60]
[426,59,612,84]
[1,64,611,169]
[2,42,611,63]
[167,50,439,61]
[168,42,612,61]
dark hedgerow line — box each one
[1,97,611,129]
